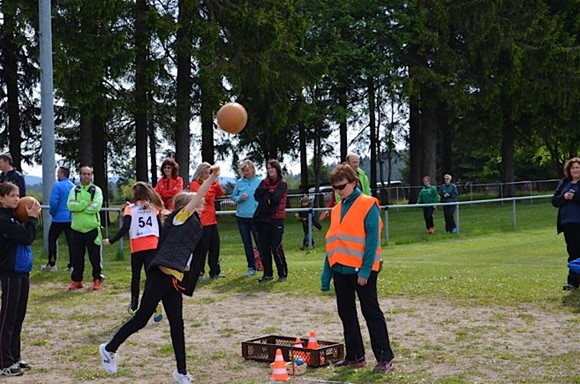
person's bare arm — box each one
[183,164,220,212]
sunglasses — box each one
[332,183,349,191]
[163,166,173,169]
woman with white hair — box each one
[231,160,262,276]
[189,162,225,279]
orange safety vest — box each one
[325,194,383,272]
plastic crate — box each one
[241,335,344,367]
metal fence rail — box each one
[40,194,553,254]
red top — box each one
[154,176,184,210]
[188,179,224,226]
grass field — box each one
[11,197,580,383]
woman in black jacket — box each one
[552,157,580,291]
[0,182,41,377]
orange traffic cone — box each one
[292,337,306,361]
[271,348,289,382]
[293,337,303,349]
[306,330,319,349]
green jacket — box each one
[417,185,439,204]
[67,183,103,233]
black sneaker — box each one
[563,284,578,291]
[373,360,394,373]
[0,364,23,376]
[334,356,366,368]
[258,276,273,283]
[277,276,287,282]
[18,361,31,370]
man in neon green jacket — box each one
[320,153,371,220]
[67,165,104,291]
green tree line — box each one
[0,0,578,202]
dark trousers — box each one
[563,223,580,287]
[70,228,103,282]
[257,219,287,278]
[422,206,435,229]
[0,274,29,369]
[198,224,221,277]
[48,221,73,268]
[332,271,394,363]
[106,268,187,374]
[130,249,157,311]
[236,217,259,270]
[443,205,457,232]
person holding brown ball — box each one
[0,182,41,376]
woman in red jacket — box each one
[154,158,183,211]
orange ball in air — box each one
[216,102,248,134]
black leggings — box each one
[130,249,156,311]
[257,219,287,278]
[47,221,73,267]
[0,275,29,369]
[106,268,187,374]
[563,223,580,287]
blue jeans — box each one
[236,217,259,270]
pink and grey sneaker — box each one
[372,360,394,373]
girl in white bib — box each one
[103,182,164,317]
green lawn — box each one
[23,198,580,383]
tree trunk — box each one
[79,112,93,167]
[408,94,422,204]
[338,88,347,162]
[500,90,515,198]
[368,78,377,197]
[420,93,437,184]
[175,0,194,182]
[439,100,452,179]
[149,122,158,186]
[2,1,22,170]
[134,0,149,182]
[299,122,308,193]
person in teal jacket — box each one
[438,174,458,233]
[67,166,104,291]
[231,159,262,276]
[417,176,439,234]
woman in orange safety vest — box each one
[321,163,395,374]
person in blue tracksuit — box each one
[44,166,75,272]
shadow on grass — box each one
[561,291,580,313]
[210,274,278,294]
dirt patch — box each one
[8,286,580,383]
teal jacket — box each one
[67,183,103,233]
[321,189,380,291]
[438,183,458,203]
[417,185,439,205]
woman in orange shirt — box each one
[189,162,225,279]
[154,158,183,211]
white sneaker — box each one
[41,264,58,272]
[99,343,117,374]
[172,370,192,384]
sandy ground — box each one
[6,285,580,384]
